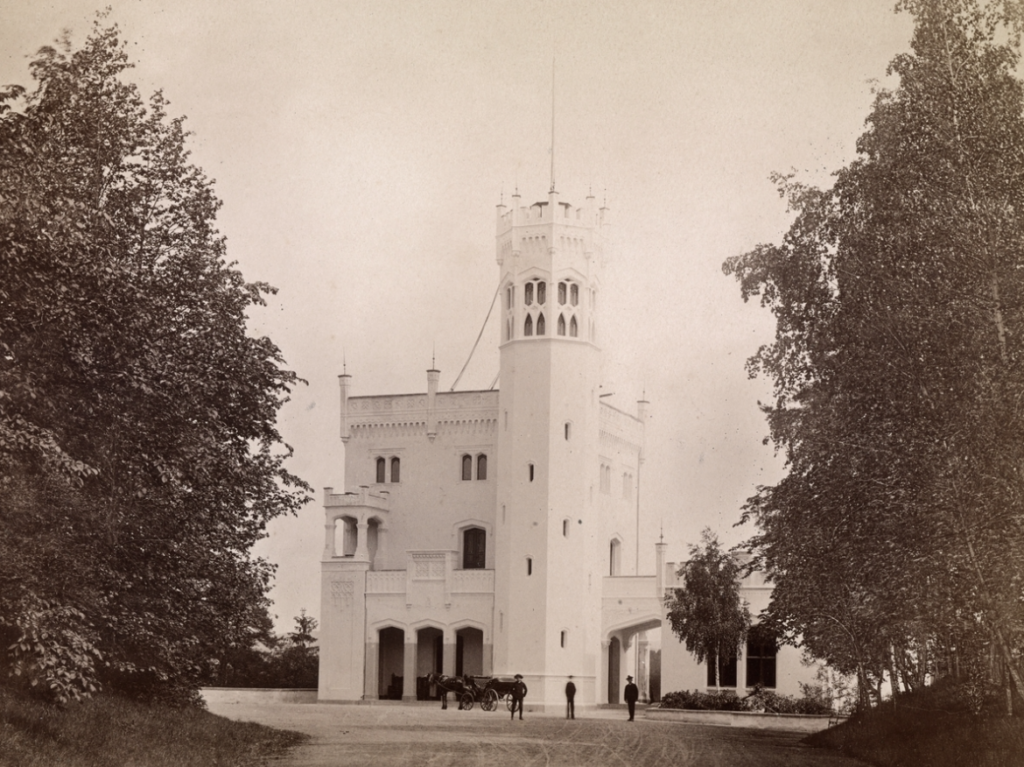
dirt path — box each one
[208,701,870,767]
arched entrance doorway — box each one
[415,626,443,700]
[455,627,484,676]
[378,627,404,700]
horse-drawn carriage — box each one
[427,673,520,712]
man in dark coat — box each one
[624,675,639,721]
[565,675,576,719]
[510,674,527,720]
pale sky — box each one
[2,1,915,633]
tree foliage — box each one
[724,0,1024,710]
[664,529,751,688]
[0,19,310,705]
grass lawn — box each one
[0,691,307,767]
[808,705,1024,767]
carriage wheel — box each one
[460,692,475,711]
[506,694,515,712]
[481,689,498,712]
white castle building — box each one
[318,181,819,710]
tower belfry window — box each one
[537,313,546,336]
[558,282,567,305]
[376,457,386,484]
[525,282,534,306]
[557,314,566,336]
[537,282,546,305]
[524,315,533,336]
[570,316,578,337]
[571,283,579,305]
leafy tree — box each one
[0,19,310,705]
[724,0,1024,710]
[664,529,751,689]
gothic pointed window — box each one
[477,454,487,481]
[558,282,567,304]
[462,454,472,481]
[569,316,578,337]
[537,282,546,305]
[524,314,533,336]
[557,314,566,336]
[390,457,400,483]
[537,313,546,336]
[376,457,386,484]
[571,283,579,306]
[525,282,534,306]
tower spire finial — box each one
[550,56,556,194]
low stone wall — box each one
[646,707,836,733]
[201,687,318,705]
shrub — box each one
[659,686,832,714]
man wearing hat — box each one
[565,675,576,719]
[510,674,528,721]
[624,675,639,721]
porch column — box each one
[599,639,610,704]
[354,518,370,561]
[443,628,457,677]
[402,633,417,701]
[363,633,379,700]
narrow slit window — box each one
[562,519,569,537]
[527,557,533,576]
[390,457,400,483]
[564,422,571,440]
[560,630,566,648]
[528,463,535,482]
[477,454,487,481]
[376,457,386,484]
[462,454,472,481]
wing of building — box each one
[318,184,821,711]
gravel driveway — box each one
[207,700,870,767]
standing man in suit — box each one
[565,675,576,719]
[510,674,528,720]
[624,675,639,721]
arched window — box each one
[537,313,546,336]
[570,283,579,306]
[564,422,571,440]
[557,314,566,336]
[562,519,570,537]
[558,282,567,304]
[525,282,534,305]
[528,463,535,482]
[560,630,567,648]
[526,557,533,576]
[569,316,578,337]
[462,527,486,569]
[390,457,400,483]
[537,282,546,305]
[609,538,622,576]
[477,454,487,481]
[524,315,533,336]
[506,286,512,310]
[462,454,472,481]
[376,457,386,484]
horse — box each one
[426,672,474,710]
